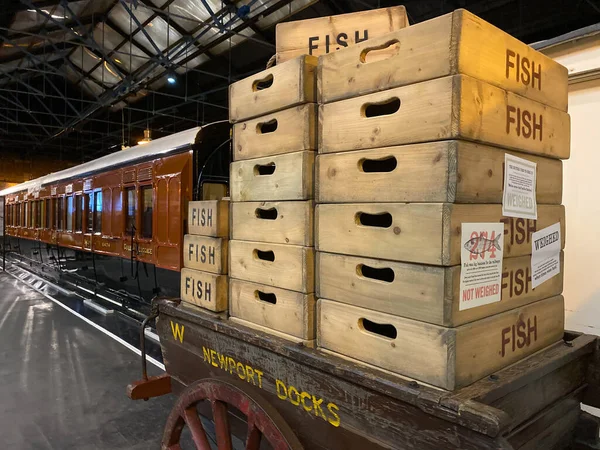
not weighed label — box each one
[531,222,561,289]
[460,223,504,311]
[502,154,537,220]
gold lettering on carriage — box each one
[200,345,341,427]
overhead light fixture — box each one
[137,128,152,145]
[167,73,176,84]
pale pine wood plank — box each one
[317,252,563,327]
[180,268,228,312]
[229,55,317,123]
[276,6,409,64]
[183,235,228,274]
[233,104,317,161]
[319,75,570,159]
[315,140,563,204]
[230,151,314,202]
[229,317,316,347]
[187,200,229,237]
[231,200,313,246]
[229,278,315,339]
[229,240,315,293]
[318,296,564,390]
[315,203,565,266]
[318,9,568,111]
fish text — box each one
[500,217,537,246]
[308,30,368,55]
[500,315,537,357]
[506,105,543,141]
[506,49,542,90]
[502,267,532,298]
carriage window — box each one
[35,200,41,228]
[94,191,102,233]
[45,199,51,229]
[86,193,93,232]
[66,196,74,231]
[140,186,153,239]
[75,195,83,232]
[125,187,136,236]
[55,198,62,230]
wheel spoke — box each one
[212,400,233,450]
[245,414,262,450]
[183,407,212,450]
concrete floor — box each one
[0,272,174,449]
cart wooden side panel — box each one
[156,301,598,450]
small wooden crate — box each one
[317,295,565,390]
[229,240,315,293]
[231,200,313,246]
[230,151,314,202]
[229,55,317,123]
[318,9,568,111]
[233,104,317,161]
[317,251,564,327]
[315,203,565,266]
[187,199,229,237]
[319,75,570,159]
[183,235,228,274]
[230,278,316,340]
[180,267,228,312]
[316,140,563,204]
[275,6,409,64]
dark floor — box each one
[0,272,175,449]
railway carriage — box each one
[0,122,230,315]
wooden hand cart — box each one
[128,298,600,450]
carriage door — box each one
[83,180,93,252]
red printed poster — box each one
[459,223,504,311]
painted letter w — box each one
[170,321,185,343]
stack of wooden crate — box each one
[315,9,570,390]
[227,55,318,344]
[180,199,229,314]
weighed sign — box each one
[275,6,409,64]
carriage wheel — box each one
[162,378,304,450]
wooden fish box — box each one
[231,200,313,246]
[180,268,228,312]
[230,278,316,340]
[317,295,565,390]
[317,251,564,326]
[229,55,317,123]
[315,203,565,266]
[319,75,570,160]
[187,199,229,237]
[183,235,228,274]
[229,240,315,293]
[316,140,563,204]
[318,9,568,111]
[233,104,317,161]
[230,151,314,202]
[275,6,409,64]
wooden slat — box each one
[318,9,568,111]
[316,203,565,266]
[229,317,316,347]
[229,55,317,123]
[231,200,313,246]
[182,235,228,274]
[230,151,314,202]
[317,296,565,390]
[180,268,228,312]
[187,200,229,237]
[229,278,315,339]
[232,104,317,161]
[317,252,563,326]
[229,240,314,293]
[276,6,409,64]
[316,140,563,203]
[319,75,570,159]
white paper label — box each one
[459,223,504,311]
[531,222,561,289]
[502,154,537,220]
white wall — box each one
[561,80,600,332]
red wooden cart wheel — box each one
[162,378,304,450]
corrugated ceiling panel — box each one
[108,2,154,35]
[166,0,213,32]
[134,17,183,53]
[92,23,147,72]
